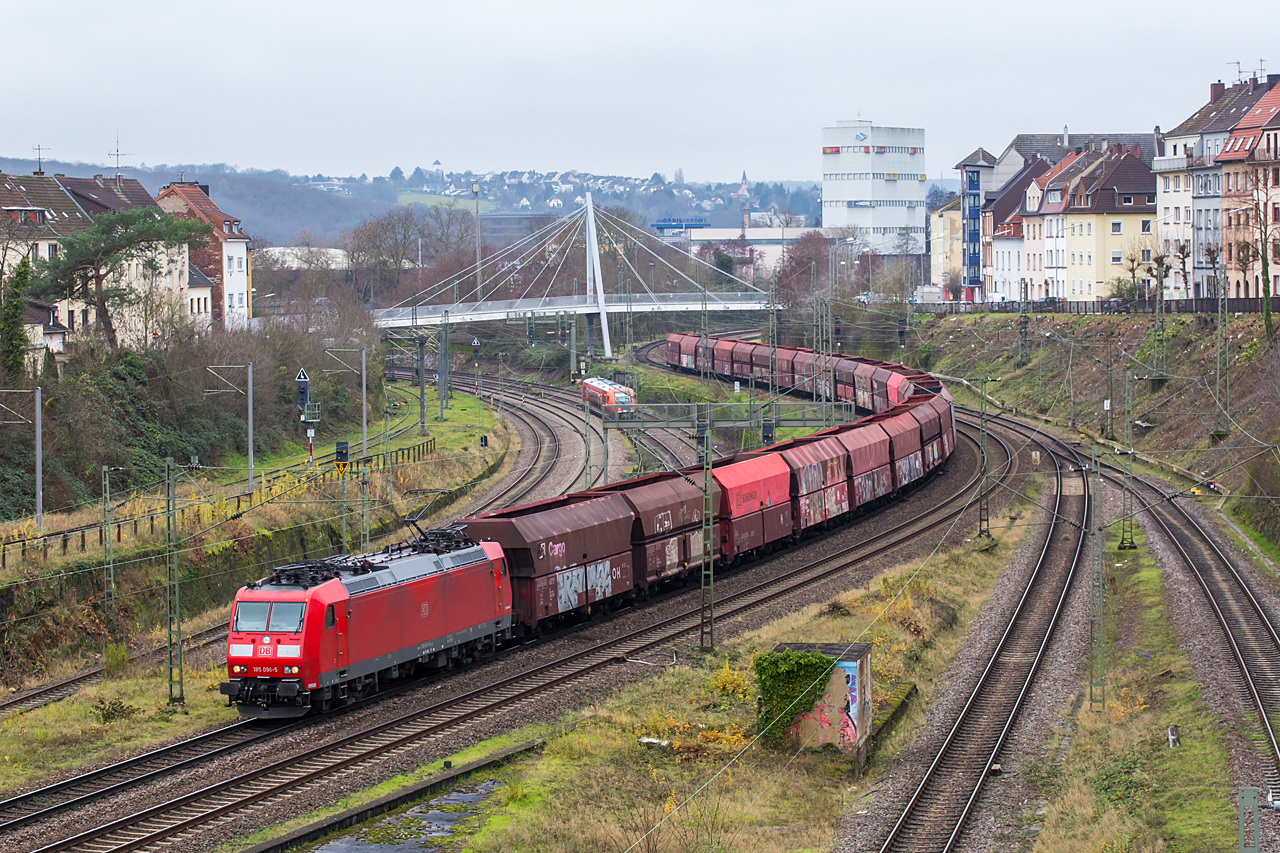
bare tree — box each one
[1174,239,1192,298]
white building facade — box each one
[820,120,927,253]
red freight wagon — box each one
[853,363,877,412]
[833,424,894,508]
[677,334,700,370]
[792,351,819,396]
[768,345,798,389]
[731,342,756,379]
[932,391,956,460]
[887,373,915,406]
[909,400,943,471]
[875,409,925,489]
[713,339,737,377]
[871,368,894,412]
[778,436,850,531]
[750,345,772,381]
[834,358,858,404]
[463,493,635,630]
[666,334,684,368]
[710,454,792,560]
[591,472,722,588]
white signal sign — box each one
[296,367,310,382]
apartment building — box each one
[821,120,928,254]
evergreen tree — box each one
[42,347,58,380]
[31,208,210,349]
[0,257,31,380]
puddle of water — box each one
[314,780,499,851]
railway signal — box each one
[472,337,480,363]
[296,367,310,409]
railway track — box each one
[877,418,1087,852]
[27,423,1006,853]
[0,720,286,833]
[0,622,229,721]
[1092,455,1280,791]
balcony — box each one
[1156,154,1208,171]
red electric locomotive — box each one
[221,528,512,718]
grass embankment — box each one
[0,656,235,793]
[1030,526,1233,852]
[447,497,1037,852]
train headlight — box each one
[285,666,299,674]
[231,665,245,673]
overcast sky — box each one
[5,1,1276,185]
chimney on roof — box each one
[1102,137,1108,151]
[1062,125,1068,148]
[1250,75,1258,93]
[1211,80,1226,101]
[32,170,44,177]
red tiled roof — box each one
[1216,86,1280,161]
[156,183,249,242]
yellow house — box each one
[1057,148,1157,300]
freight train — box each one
[221,336,955,718]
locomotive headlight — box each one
[231,665,245,673]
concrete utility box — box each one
[775,643,873,756]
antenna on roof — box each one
[1260,58,1267,77]
[1228,60,1244,82]
[31,144,51,175]
[108,131,132,178]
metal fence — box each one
[925,297,1280,316]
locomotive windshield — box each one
[615,393,633,406]
[234,601,270,632]
[268,602,306,633]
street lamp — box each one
[473,181,482,301]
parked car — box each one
[1032,296,1060,311]
[1105,298,1131,314]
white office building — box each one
[820,120,927,253]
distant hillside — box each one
[0,157,394,246]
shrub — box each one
[103,642,129,678]
[752,648,832,747]
[90,696,141,724]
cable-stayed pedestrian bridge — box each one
[372,291,768,328]
[372,193,768,358]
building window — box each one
[238,293,244,307]
[1112,221,1122,234]
[1164,176,1170,191]
[48,244,58,257]
[1088,252,1092,264]
[1174,175,1181,191]
[1141,249,1152,263]
[1122,196,1133,205]
[229,294,234,308]
[237,257,243,271]
[1111,251,1122,264]
[30,243,39,260]
[1142,220,1152,234]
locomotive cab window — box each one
[234,601,270,633]
[268,602,306,633]
[324,604,335,628]
[500,559,508,578]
